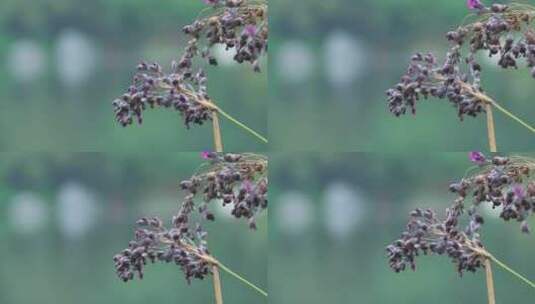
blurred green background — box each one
[0,0,267,151]
[0,152,267,304]
[270,152,535,303]
[270,0,535,151]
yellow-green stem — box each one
[486,98,535,133]
[216,261,268,297]
[460,83,535,134]
[216,107,268,144]
[485,103,497,152]
[434,77,535,135]
[189,249,268,298]
[212,265,224,304]
[487,253,535,289]
[484,258,496,304]
[196,98,268,144]
[212,111,224,152]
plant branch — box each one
[485,103,497,152]
[487,252,535,289]
[162,84,268,145]
[216,260,268,297]
[216,107,268,144]
[431,75,535,136]
[458,81,535,134]
[484,258,496,304]
[211,110,224,152]
[179,243,268,298]
[472,247,535,290]
[486,98,535,134]
[212,265,224,304]
[196,98,268,144]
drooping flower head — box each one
[469,151,487,165]
[467,0,483,10]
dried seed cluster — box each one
[386,208,486,275]
[112,0,268,128]
[180,152,268,230]
[386,3,535,120]
[114,153,268,283]
[112,62,211,127]
[184,0,268,72]
[387,153,534,276]
[113,218,211,283]
[449,153,535,233]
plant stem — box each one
[180,244,268,298]
[486,98,535,133]
[487,252,535,289]
[216,260,268,297]
[211,111,224,152]
[459,82,535,134]
[485,103,497,152]
[212,265,224,304]
[470,247,535,294]
[216,107,268,144]
[484,258,496,304]
[196,98,268,144]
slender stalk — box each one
[216,260,268,297]
[196,98,268,144]
[458,82,535,134]
[178,243,268,298]
[216,107,268,144]
[487,252,535,289]
[485,103,497,152]
[167,85,268,145]
[212,111,224,152]
[212,265,224,304]
[486,98,535,134]
[484,258,496,304]
[473,247,535,290]
[433,76,535,135]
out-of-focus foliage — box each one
[270,152,535,303]
[270,0,535,151]
[0,153,267,304]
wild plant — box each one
[113,153,268,303]
[112,0,268,151]
[387,152,535,304]
[386,1,535,151]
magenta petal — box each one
[244,24,257,37]
[467,0,483,10]
[243,180,253,192]
[469,151,487,165]
[201,151,212,160]
[513,184,525,201]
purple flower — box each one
[243,25,257,37]
[469,151,487,165]
[467,0,483,10]
[201,151,215,160]
[242,180,253,192]
[512,184,525,201]
[203,0,219,5]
